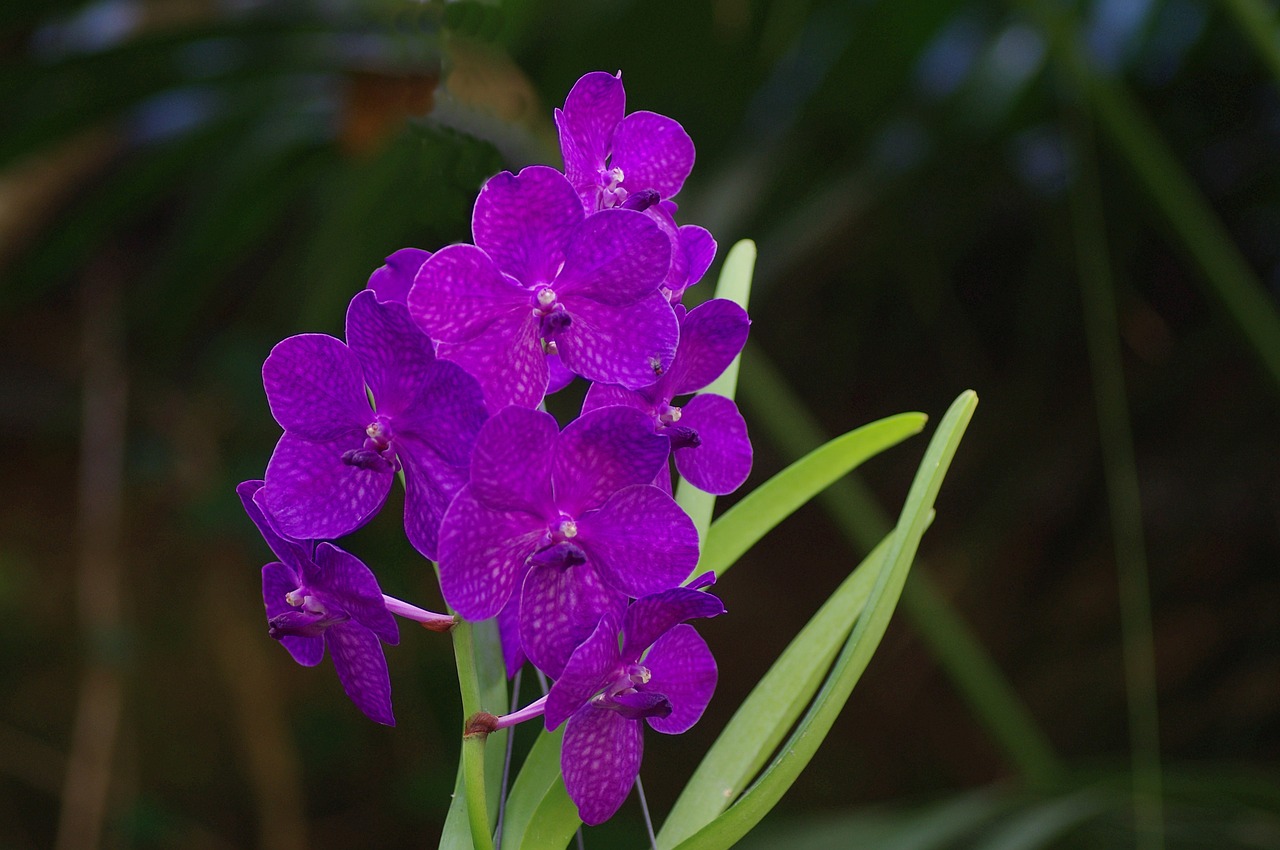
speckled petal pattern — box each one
[472,166,582,285]
[552,406,668,515]
[576,484,698,597]
[666,298,750,396]
[641,624,717,735]
[521,560,626,679]
[437,485,546,621]
[262,333,368,440]
[345,290,437,418]
[556,208,670,306]
[409,243,528,344]
[367,247,431,305]
[326,621,395,726]
[673,392,752,495]
[562,703,643,826]
[263,431,392,541]
[621,584,725,662]
[314,542,398,645]
[545,613,620,731]
[611,110,695,200]
[556,290,678,390]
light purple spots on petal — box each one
[396,357,487,468]
[437,486,546,621]
[469,406,557,513]
[263,334,368,440]
[409,243,528,344]
[673,392,752,496]
[397,437,468,562]
[612,110,695,200]
[345,290,437,418]
[436,307,547,411]
[555,209,670,306]
[557,71,625,199]
[545,613,621,731]
[552,406,668,515]
[472,166,582,286]
[263,431,392,541]
[666,298,750,396]
[368,247,432,305]
[678,225,716,292]
[521,560,626,679]
[326,622,395,725]
[556,291,678,390]
[581,381,652,417]
[576,484,698,597]
[643,624,717,735]
[313,542,398,645]
[562,703,642,826]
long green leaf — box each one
[660,528,903,847]
[499,728,573,850]
[699,412,926,579]
[675,239,757,541]
[668,390,977,850]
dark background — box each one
[2,0,1278,847]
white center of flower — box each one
[556,518,578,539]
[536,288,557,310]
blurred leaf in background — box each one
[1,0,1278,848]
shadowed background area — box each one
[1,0,1278,847]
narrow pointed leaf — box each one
[662,390,977,850]
[698,412,926,579]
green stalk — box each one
[737,342,1061,785]
[452,619,495,850]
[1065,101,1164,850]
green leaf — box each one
[675,239,757,541]
[499,728,578,850]
[699,412,926,579]
[660,528,904,847]
[663,390,978,850]
[449,617,507,850]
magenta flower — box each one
[367,247,431,305]
[556,71,695,214]
[408,165,678,410]
[584,298,752,495]
[546,575,724,825]
[261,289,487,561]
[437,405,699,677]
[238,480,399,725]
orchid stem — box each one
[452,619,494,850]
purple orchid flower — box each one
[436,405,700,678]
[547,574,724,825]
[238,480,399,725]
[408,165,678,411]
[556,71,695,215]
[367,247,431,305]
[261,289,487,561]
[583,298,752,495]
[556,71,713,302]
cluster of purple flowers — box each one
[240,71,751,825]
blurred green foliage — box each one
[1,0,1278,847]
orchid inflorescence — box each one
[239,70,751,827]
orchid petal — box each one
[437,486,545,621]
[473,166,582,286]
[545,612,621,731]
[556,209,670,306]
[612,110,695,200]
[263,432,392,541]
[562,703,642,826]
[409,243,528,344]
[673,393,752,495]
[622,584,725,662]
[314,542,398,645]
[345,290,436,418]
[552,406,668,515]
[262,562,323,667]
[521,560,626,679]
[556,291,678,390]
[367,247,431,305]
[326,622,395,726]
[557,71,625,197]
[469,406,557,513]
[667,298,750,395]
[577,484,698,597]
[263,334,367,440]
[642,624,717,735]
